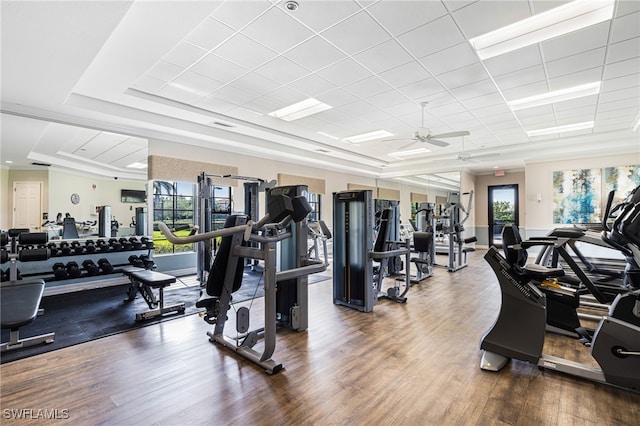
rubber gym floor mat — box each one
[0,268,269,364]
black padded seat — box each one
[129,270,176,288]
[549,228,585,239]
[502,224,564,279]
[1,280,55,351]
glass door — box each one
[488,184,519,247]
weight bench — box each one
[1,280,55,351]
[123,269,185,322]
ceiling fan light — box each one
[469,0,614,59]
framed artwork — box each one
[553,168,602,224]
[604,165,640,203]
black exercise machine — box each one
[1,229,55,352]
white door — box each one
[13,181,43,231]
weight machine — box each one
[435,191,477,272]
[160,188,326,374]
[332,190,411,312]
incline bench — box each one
[123,268,185,322]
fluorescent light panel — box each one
[632,111,640,132]
[469,0,615,59]
[509,82,601,111]
[344,130,393,143]
[389,147,431,158]
[126,162,148,169]
[526,121,594,137]
[268,98,332,121]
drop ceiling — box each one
[1,0,639,186]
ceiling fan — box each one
[456,136,496,162]
[385,102,470,148]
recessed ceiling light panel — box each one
[344,130,394,143]
[268,98,332,121]
[526,121,594,137]
[508,82,601,111]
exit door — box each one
[488,184,518,247]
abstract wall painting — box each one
[604,165,640,203]
[553,168,602,224]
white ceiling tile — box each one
[163,42,208,69]
[425,91,460,108]
[344,75,393,99]
[156,84,203,105]
[185,17,235,51]
[601,73,640,92]
[383,101,424,118]
[365,90,410,109]
[442,0,477,13]
[463,92,506,109]
[367,1,448,36]
[556,106,596,121]
[436,63,491,89]
[398,77,445,100]
[545,48,606,78]
[421,42,479,76]
[611,11,640,43]
[439,111,476,126]
[288,73,338,97]
[548,67,603,91]
[452,0,531,39]
[284,36,345,71]
[616,1,640,17]
[262,86,307,106]
[316,58,373,87]
[211,84,259,105]
[171,70,224,95]
[145,60,185,82]
[378,61,430,88]
[313,108,358,125]
[541,21,610,62]
[483,45,542,77]
[513,105,554,119]
[194,96,237,114]
[493,65,546,91]
[396,15,465,58]
[131,75,165,94]
[315,88,360,108]
[213,34,277,69]
[481,112,522,125]
[603,57,640,80]
[288,1,362,33]
[210,1,271,31]
[238,96,281,114]
[597,107,639,120]
[243,6,314,53]
[228,72,281,97]
[190,53,249,84]
[255,56,310,85]
[607,37,640,64]
[429,101,468,117]
[501,81,549,100]
[598,97,640,112]
[320,11,391,55]
[449,79,497,100]
[353,39,413,74]
[599,87,640,104]
[471,103,513,118]
[553,96,597,112]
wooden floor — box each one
[1,250,639,425]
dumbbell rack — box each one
[3,237,154,290]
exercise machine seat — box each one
[196,214,248,309]
[62,217,79,239]
[411,232,433,264]
[502,224,564,279]
[1,280,55,351]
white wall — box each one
[525,153,640,236]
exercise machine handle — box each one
[157,222,252,245]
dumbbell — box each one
[97,258,114,274]
[128,255,145,268]
[140,237,154,249]
[0,269,7,282]
[59,241,72,255]
[97,239,111,252]
[119,238,133,250]
[2,268,21,281]
[84,240,96,253]
[66,261,82,278]
[139,255,156,270]
[129,237,143,250]
[47,242,59,256]
[109,238,123,251]
[82,259,100,276]
[1,249,7,264]
[1,232,8,246]
[71,241,85,255]
[53,262,69,280]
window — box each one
[307,193,321,222]
[152,181,195,254]
[211,185,232,231]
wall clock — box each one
[71,193,80,204]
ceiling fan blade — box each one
[431,131,470,139]
[398,141,419,150]
[382,138,417,142]
[427,139,450,147]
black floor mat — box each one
[0,269,330,364]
